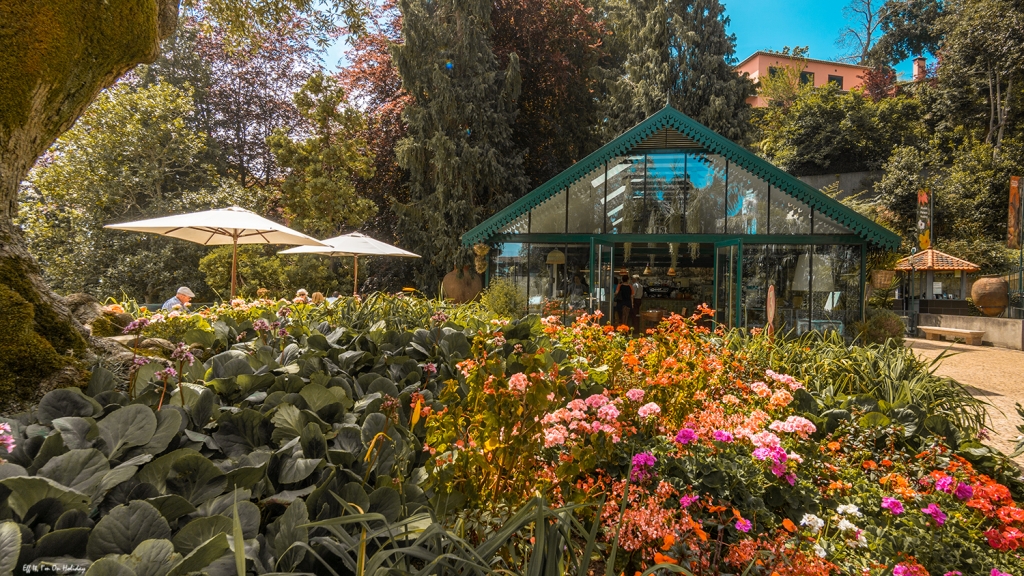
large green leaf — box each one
[368,486,402,523]
[271,499,307,570]
[32,526,91,560]
[278,456,322,485]
[165,533,230,576]
[212,409,272,458]
[37,449,110,494]
[145,495,197,523]
[0,477,90,519]
[85,557,137,576]
[172,516,233,555]
[37,388,102,425]
[52,417,99,450]
[183,329,216,349]
[0,521,21,576]
[126,410,182,458]
[208,351,254,379]
[97,405,158,460]
[121,539,181,576]
[87,366,117,397]
[166,454,227,506]
[87,501,172,559]
[137,449,202,493]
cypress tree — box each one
[604,0,754,141]
[392,0,527,289]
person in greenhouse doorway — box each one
[162,286,194,311]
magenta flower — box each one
[881,497,904,515]
[679,494,699,508]
[921,503,947,526]
[935,476,954,493]
[675,427,697,445]
[712,430,734,443]
[0,422,15,453]
[954,482,974,500]
[991,570,1011,576]
[631,452,657,482]
[625,388,645,402]
[735,518,752,532]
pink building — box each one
[735,51,872,107]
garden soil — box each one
[907,338,1024,467]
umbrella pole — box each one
[353,255,359,297]
[230,235,239,299]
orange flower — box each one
[708,505,727,513]
[827,441,841,452]
[881,459,893,467]
[862,460,878,470]
[653,553,679,565]
[782,518,797,532]
[617,324,631,333]
[661,533,676,550]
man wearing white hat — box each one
[162,286,195,311]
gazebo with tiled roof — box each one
[894,249,980,300]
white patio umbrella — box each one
[278,232,420,296]
[105,206,326,298]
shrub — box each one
[854,309,906,344]
[479,277,527,318]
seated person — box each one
[162,286,194,311]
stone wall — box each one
[917,313,1024,350]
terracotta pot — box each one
[442,266,483,303]
[970,276,1009,317]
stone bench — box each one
[919,325,985,346]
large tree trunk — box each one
[0,0,179,410]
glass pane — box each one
[606,156,645,234]
[740,244,768,329]
[499,212,529,235]
[752,245,812,334]
[529,189,567,233]
[727,163,768,235]
[769,189,811,234]
[595,245,615,318]
[715,244,737,327]
[492,243,529,316]
[568,167,606,234]
[811,244,861,334]
[812,209,853,235]
[646,152,726,235]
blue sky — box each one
[323,0,917,80]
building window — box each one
[768,66,781,78]
[828,74,843,89]
[799,71,814,85]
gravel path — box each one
[906,338,1024,466]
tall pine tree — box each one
[604,0,753,142]
[392,0,527,289]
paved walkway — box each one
[906,338,1024,465]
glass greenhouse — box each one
[463,106,901,334]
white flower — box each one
[836,504,862,517]
[850,531,868,548]
[800,514,824,534]
[837,518,858,532]
[813,543,827,558]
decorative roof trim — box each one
[894,248,981,272]
[462,106,901,250]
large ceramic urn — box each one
[442,266,483,303]
[970,276,1009,317]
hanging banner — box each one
[1010,176,1021,249]
[917,189,932,250]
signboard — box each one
[917,189,932,250]
[1010,176,1021,249]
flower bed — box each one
[0,297,1022,575]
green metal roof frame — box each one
[462,105,901,250]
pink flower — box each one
[921,503,946,526]
[722,394,740,405]
[769,389,793,408]
[637,402,661,420]
[567,399,587,411]
[749,431,781,449]
[712,430,734,443]
[625,388,645,402]
[0,422,14,453]
[597,403,620,422]
[424,363,437,375]
[631,452,656,481]
[544,425,568,448]
[585,394,608,408]
[766,369,804,390]
[768,416,817,438]
[675,428,697,445]
[944,572,963,576]
[509,373,529,392]
[750,381,771,398]
[735,518,752,532]
[991,571,1012,576]
[882,497,904,515]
